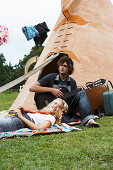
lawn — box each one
[0,91,113,170]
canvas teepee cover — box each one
[10,0,113,111]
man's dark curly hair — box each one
[57,55,74,75]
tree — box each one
[0,46,44,88]
[13,46,44,88]
[0,53,6,66]
[14,46,44,77]
[0,53,8,86]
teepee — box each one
[10,0,113,111]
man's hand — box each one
[51,88,64,98]
[82,85,91,91]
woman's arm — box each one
[16,109,52,130]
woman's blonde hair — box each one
[40,98,68,124]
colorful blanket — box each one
[0,123,82,140]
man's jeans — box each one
[62,91,94,125]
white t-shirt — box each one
[27,112,56,126]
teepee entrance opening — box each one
[38,53,68,80]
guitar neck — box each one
[64,87,82,99]
[63,83,94,100]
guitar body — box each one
[34,92,56,109]
[34,87,69,109]
[34,78,106,110]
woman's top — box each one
[27,112,56,126]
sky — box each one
[0,0,113,66]
[0,0,61,65]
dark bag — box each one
[103,80,113,116]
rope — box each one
[0,53,59,93]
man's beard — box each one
[60,73,68,76]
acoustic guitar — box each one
[34,78,106,109]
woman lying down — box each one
[0,98,68,132]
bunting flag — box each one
[0,25,9,46]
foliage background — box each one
[0,46,44,88]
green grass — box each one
[0,92,113,170]
[0,90,18,111]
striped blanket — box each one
[0,123,81,140]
